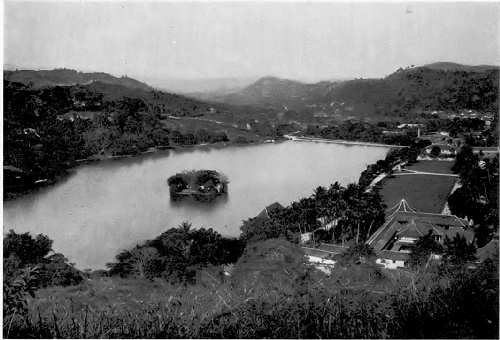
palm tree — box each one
[179,221,192,233]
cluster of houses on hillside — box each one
[253,196,492,272]
[366,199,473,269]
[300,197,496,271]
[255,185,496,272]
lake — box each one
[3,141,388,269]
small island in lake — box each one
[167,170,229,202]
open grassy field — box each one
[379,171,456,213]
[404,160,454,174]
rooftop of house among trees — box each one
[367,198,473,257]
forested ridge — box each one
[213,65,499,118]
[4,68,152,91]
[3,79,236,198]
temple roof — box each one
[256,202,284,220]
[367,198,472,252]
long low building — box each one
[472,146,499,155]
[367,198,473,269]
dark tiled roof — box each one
[378,250,410,262]
[368,210,470,252]
[302,247,337,259]
[318,243,348,254]
[397,221,424,239]
[396,219,473,243]
[256,202,284,219]
[472,147,499,154]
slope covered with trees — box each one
[4,77,266,198]
[4,68,152,91]
[209,63,499,119]
[448,145,499,247]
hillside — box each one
[417,62,498,73]
[4,68,152,91]
[206,63,499,120]
[198,77,337,111]
[2,69,280,124]
[3,76,274,198]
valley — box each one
[4,62,499,339]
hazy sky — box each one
[4,1,499,81]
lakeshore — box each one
[284,135,406,148]
[7,135,404,201]
[4,140,389,269]
[5,138,279,201]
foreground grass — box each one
[5,239,499,339]
[21,276,227,338]
[13,277,396,338]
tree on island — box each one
[168,170,228,202]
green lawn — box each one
[379,172,456,213]
[405,160,454,174]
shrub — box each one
[107,223,245,282]
[430,145,441,157]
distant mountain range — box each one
[139,76,259,95]
[4,68,152,91]
[5,62,499,123]
[196,62,499,118]
[3,68,274,127]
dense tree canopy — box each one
[107,223,244,282]
[449,145,498,246]
[3,80,231,198]
[240,182,385,245]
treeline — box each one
[423,116,498,147]
[448,145,499,247]
[305,120,417,146]
[3,81,230,198]
[240,182,385,245]
[3,230,84,327]
[107,222,244,282]
[3,224,244,335]
[4,81,92,196]
[357,140,431,189]
[82,96,229,157]
[424,117,486,134]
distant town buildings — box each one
[423,143,457,157]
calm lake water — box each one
[4,141,388,269]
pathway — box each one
[393,169,458,177]
[283,135,405,148]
